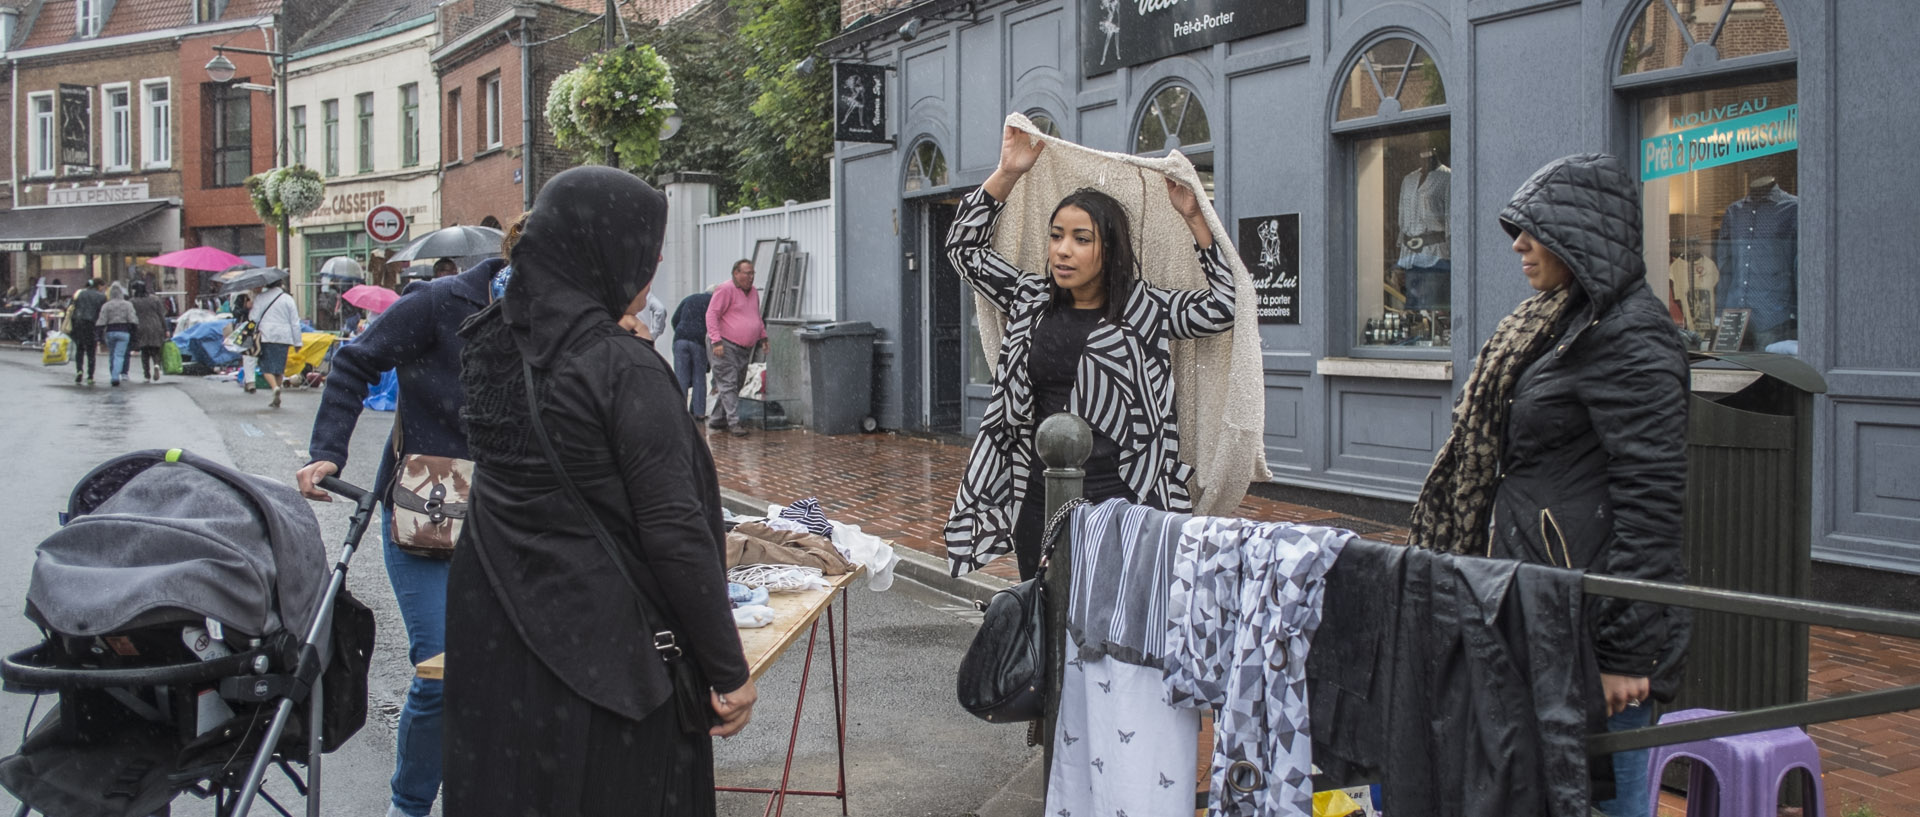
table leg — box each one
[827,601,849,815]
[771,620,819,817]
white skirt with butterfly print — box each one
[1045,632,1200,817]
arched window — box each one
[1617,0,1797,352]
[1621,0,1789,75]
[904,139,948,194]
[1134,83,1213,196]
[1027,111,1061,138]
[1335,36,1451,352]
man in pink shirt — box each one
[706,259,768,436]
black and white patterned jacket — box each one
[942,187,1236,577]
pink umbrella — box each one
[341,284,400,314]
[146,246,247,272]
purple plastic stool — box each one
[1645,708,1825,817]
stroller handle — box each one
[317,476,369,503]
[1,641,273,692]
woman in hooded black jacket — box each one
[1409,153,1690,817]
[441,166,756,814]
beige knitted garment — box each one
[977,112,1267,515]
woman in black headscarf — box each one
[442,167,755,815]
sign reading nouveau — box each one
[1082,0,1306,78]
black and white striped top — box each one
[942,187,1236,577]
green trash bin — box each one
[1675,352,1828,712]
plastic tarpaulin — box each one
[286,332,337,377]
[170,317,237,368]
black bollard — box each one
[1036,412,1090,786]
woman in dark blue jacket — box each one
[295,255,501,817]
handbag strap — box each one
[521,360,684,660]
[1032,496,1089,583]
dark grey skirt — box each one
[442,548,715,816]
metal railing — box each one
[1031,412,1920,778]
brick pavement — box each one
[706,427,1920,816]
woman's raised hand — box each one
[1166,176,1215,248]
[998,125,1044,175]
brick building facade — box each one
[179,26,280,298]
[433,0,600,229]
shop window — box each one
[1134,83,1213,197]
[1027,111,1061,138]
[904,140,948,193]
[1337,37,1451,350]
[1621,0,1789,75]
[211,84,251,187]
[1622,0,1797,353]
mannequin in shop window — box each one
[1668,237,1719,343]
[1397,146,1452,321]
[1713,175,1798,351]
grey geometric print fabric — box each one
[1164,517,1352,817]
[941,186,1237,577]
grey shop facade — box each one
[824,0,1920,575]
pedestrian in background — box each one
[295,246,504,817]
[68,278,106,385]
[249,282,302,408]
[97,285,138,388]
[130,280,169,382]
[230,291,258,394]
[619,291,668,343]
[1408,153,1690,817]
[446,165,755,815]
[943,125,1237,581]
[671,284,716,420]
[705,259,766,437]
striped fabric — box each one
[943,187,1236,577]
[777,497,833,536]
[1066,498,1184,668]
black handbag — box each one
[956,497,1086,724]
[522,362,719,735]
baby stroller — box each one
[0,450,378,817]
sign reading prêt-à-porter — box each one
[1082,0,1306,78]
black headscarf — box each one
[500,166,668,369]
[459,167,668,461]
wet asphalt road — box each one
[0,350,1036,816]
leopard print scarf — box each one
[1409,287,1572,554]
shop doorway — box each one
[924,201,963,432]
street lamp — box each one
[204,19,290,287]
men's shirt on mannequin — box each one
[1397,164,1451,269]
[1714,185,1798,337]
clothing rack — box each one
[1030,413,1920,781]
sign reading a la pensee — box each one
[1642,103,1798,182]
[1082,0,1306,78]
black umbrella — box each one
[387,226,505,264]
[214,266,289,295]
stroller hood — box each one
[26,450,326,638]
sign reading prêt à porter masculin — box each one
[834,63,889,144]
[1082,0,1306,78]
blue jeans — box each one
[105,330,131,384]
[382,510,449,816]
[673,337,709,417]
[1595,704,1654,817]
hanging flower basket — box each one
[245,165,325,224]
[547,44,676,170]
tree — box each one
[645,0,837,210]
